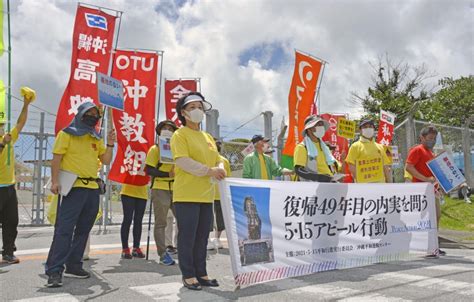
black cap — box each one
[251,134,270,144]
[359,119,375,128]
[156,120,178,134]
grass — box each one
[439,196,474,233]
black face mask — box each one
[82,115,100,127]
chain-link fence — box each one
[221,141,249,178]
[392,118,474,185]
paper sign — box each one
[241,142,255,157]
[427,152,466,193]
[336,118,356,139]
[97,72,124,110]
[159,136,174,164]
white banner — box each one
[219,178,438,286]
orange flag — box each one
[281,51,323,167]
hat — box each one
[251,134,270,144]
[359,119,375,128]
[303,115,330,133]
[156,120,178,134]
[182,94,212,111]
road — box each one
[1,225,473,301]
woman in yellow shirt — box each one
[293,115,335,182]
[171,92,226,290]
[120,184,148,259]
[46,102,115,288]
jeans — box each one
[0,185,18,256]
[45,188,99,274]
[120,194,147,249]
[174,202,213,279]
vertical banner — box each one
[281,51,323,168]
[164,79,198,126]
[376,110,396,146]
[108,50,159,185]
[321,113,349,162]
[219,178,438,287]
[54,5,117,134]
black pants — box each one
[0,185,19,256]
[174,202,212,279]
[211,200,225,232]
[120,194,147,249]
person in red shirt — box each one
[405,125,445,258]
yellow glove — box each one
[20,86,36,102]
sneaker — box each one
[439,249,447,256]
[166,245,178,255]
[159,252,175,266]
[425,253,439,259]
[2,254,20,264]
[132,247,145,258]
[207,239,216,251]
[46,272,63,288]
[121,248,132,259]
[64,268,91,279]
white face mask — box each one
[313,126,326,138]
[160,130,173,138]
[361,128,375,139]
[185,108,204,123]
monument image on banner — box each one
[230,186,274,266]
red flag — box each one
[164,79,198,126]
[282,51,323,159]
[321,113,349,162]
[376,110,396,146]
[55,6,117,134]
[108,50,159,185]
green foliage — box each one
[420,76,474,127]
[440,196,474,232]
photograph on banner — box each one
[427,151,466,193]
[219,178,438,287]
[336,118,356,139]
[230,186,274,266]
[97,72,124,110]
[158,135,174,164]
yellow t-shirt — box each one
[145,144,174,190]
[120,184,148,200]
[53,131,106,189]
[293,141,333,176]
[258,154,269,180]
[171,127,220,203]
[345,140,389,183]
[214,156,231,200]
[0,127,19,185]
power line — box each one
[9,93,57,116]
[221,113,263,139]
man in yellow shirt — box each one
[0,95,33,264]
[45,102,116,288]
[293,115,335,182]
[345,119,392,183]
[145,120,178,266]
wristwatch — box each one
[106,143,115,148]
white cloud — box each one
[3,0,472,137]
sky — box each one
[1,0,472,140]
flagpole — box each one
[78,2,123,14]
[294,48,328,64]
[6,0,11,164]
[314,62,327,115]
[156,51,165,122]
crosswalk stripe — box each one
[130,282,221,301]
[370,271,474,296]
[13,294,79,302]
[291,284,411,301]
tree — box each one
[352,55,435,123]
[420,76,474,128]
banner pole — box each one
[156,51,165,122]
[314,62,327,115]
[6,0,11,165]
[294,48,328,64]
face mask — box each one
[262,143,270,152]
[185,108,204,123]
[82,115,100,127]
[423,140,435,149]
[361,128,374,139]
[313,126,326,138]
[160,130,173,138]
